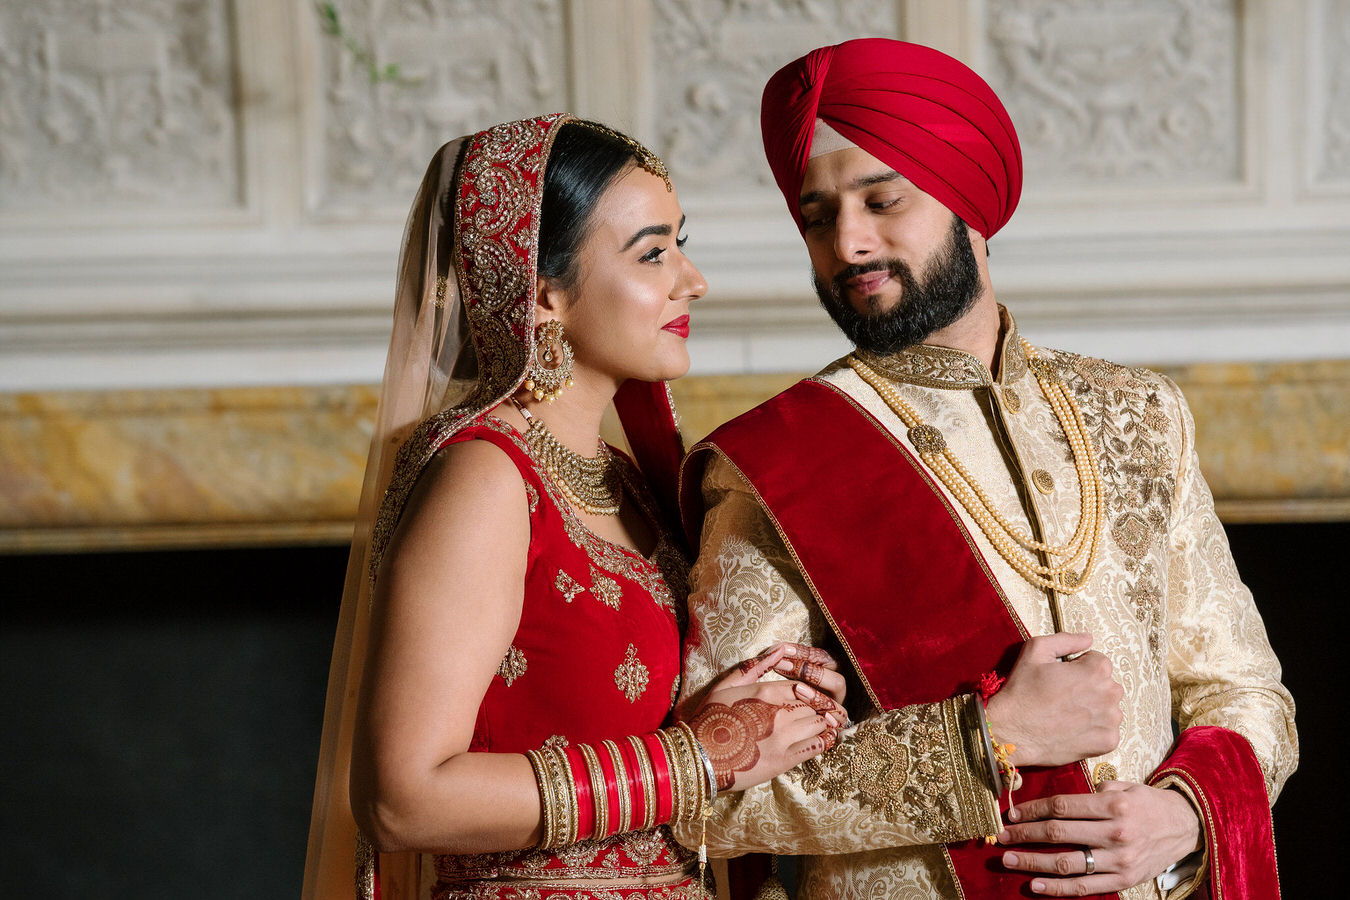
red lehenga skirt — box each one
[432,827,707,898]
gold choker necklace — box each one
[848,340,1105,594]
[510,399,622,516]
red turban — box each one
[761,38,1022,240]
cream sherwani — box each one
[675,315,1296,899]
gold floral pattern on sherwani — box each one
[677,310,1296,899]
[794,696,993,843]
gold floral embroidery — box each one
[614,643,650,702]
[853,309,1027,393]
[523,481,539,513]
[497,645,527,686]
[1111,511,1153,560]
[433,827,694,883]
[470,417,688,620]
[1126,563,1165,661]
[858,344,992,389]
[1052,349,1177,565]
[541,734,569,749]
[793,698,987,842]
[554,570,584,603]
[589,566,623,610]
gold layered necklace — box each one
[848,340,1105,594]
[510,399,623,516]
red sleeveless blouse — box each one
[430,416,700,899]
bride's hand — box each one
[683,643,848,792]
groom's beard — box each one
[813,214,982,355]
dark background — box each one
[1,521,1336,898]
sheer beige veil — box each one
[303,114,686,900]
[302,133,469,900]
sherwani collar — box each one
[854,306,1029,390]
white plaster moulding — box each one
[3,225,1346,325]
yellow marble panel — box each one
[0,387,378,551]
[1,361,1346,551]
[1159,361,1350,520]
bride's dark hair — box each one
[537,121,653,292]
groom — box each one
[675,38,1294,899]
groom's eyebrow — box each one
[799,171,908,207]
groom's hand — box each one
[997,781,1203,895]
[985,632,1122,767]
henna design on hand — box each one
[791,645,835,667]
[689,698,777,791]
[738,649,774,675]
[779,657,827,688]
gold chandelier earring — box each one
[525,320,575,402]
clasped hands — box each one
[680,642,848,792]
[986,632,1203,895]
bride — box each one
[304,115,847,900]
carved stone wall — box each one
[310,0,568,216]
[651,0,898,194]
[984,0,1243,187]
[1312,0,1350,185]
[0,0,243,212]
[0,0,1346,393]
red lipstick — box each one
[662,315,690,338]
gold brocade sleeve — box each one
[1161,377,1298,804]
[671,455,999,856]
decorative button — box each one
[908,423,946,455]
[1001,386,1022,412]
[1092,762,1118,786]
[1032,468,1055,494]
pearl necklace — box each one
[511,400,622,516]
[848,341,1105,594]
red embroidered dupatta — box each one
[682,378,1278,899]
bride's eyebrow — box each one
[621,215,686,251]
[621,223,671,251]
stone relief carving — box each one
[0,0,241,211]
[313,0,567,214]
[984,0,1242,186]
[1316,0,1350,181]
[651,0,897,194]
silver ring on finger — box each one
[1083,848,1096,875]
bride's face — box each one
[551,166,706,388]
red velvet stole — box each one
[1148,726,1281,899]
[614,379,685,541]
[681,379,1116,898]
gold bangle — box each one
[665,723,702,821]
[673,722,703,816]
[628,733,658,831]
[579,742,610,840]
[548,747,578,847]
[603,740,632,835]
[526,749,558,848]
